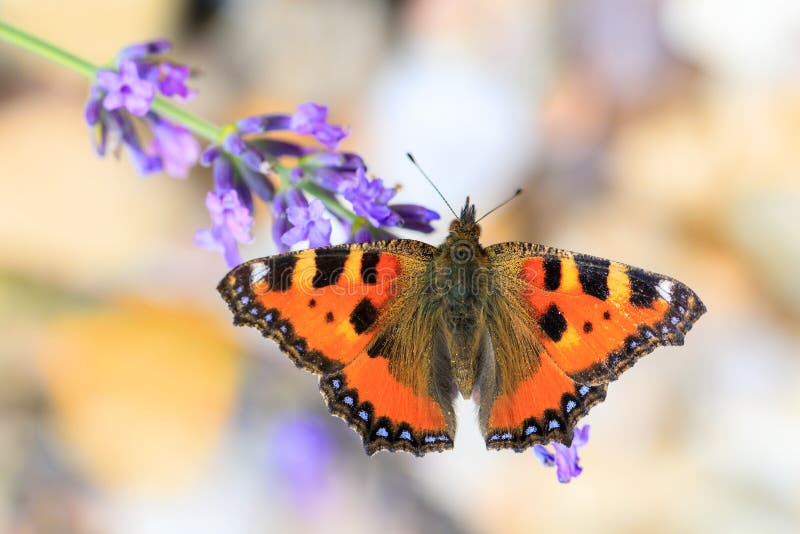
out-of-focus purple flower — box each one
[290,102,348,149]
[533,425,590,483]
[281,194,332,249]
[194,189,254,267]
[391,204,440,233]
[344,167,400,227]
[265,415,335,508]
[156,62,196,99]
[86,42,200,179]
[147,116,200,178]
[96,59,156,116]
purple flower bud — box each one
[391,204,440,233]
[239,164,275,202]
[290,102,348,149]
[200,145,222,166]
[117,39,171,61]
[96,60,156,117]
[157,62,196,100]
[84,88,104,126]
[236,114,292,134]
[147,117,200,178]
[533,425,590,483]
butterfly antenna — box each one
[406,153,458,218]
[475,189,523,223]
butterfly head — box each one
[449,197,480,238]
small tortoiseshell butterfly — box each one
[218,198,705,456]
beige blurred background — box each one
[1,1,799,532]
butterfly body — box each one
[218,199,705,456]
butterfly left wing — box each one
[217,241,456,456]
[478,242,706,450]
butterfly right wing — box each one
[217,241,455,456]
[478,242,705,450]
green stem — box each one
[0,20,97,78]
[0,20,221,142]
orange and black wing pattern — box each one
[481,242,705,450]
[217,241,455,456]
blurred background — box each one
[1,0,799,532]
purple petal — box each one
[236,114,292,134]
[102,91,124,111]
[238,165,275,202]
[148,118,199,178]
[533,445,556,467]
[307,219,332,248]
[212,156,234,192]
[200,145,221,166]
[281,225,308,247]
[157,62,194,99]
[96,70,122,91]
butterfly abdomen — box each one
[433,232,490,398]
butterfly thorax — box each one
[431,199,490,398]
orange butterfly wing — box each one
[217,241,455,456]
[480,243,706,450]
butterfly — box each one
[217,198,705,456]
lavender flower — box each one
[289,102,348,149]
[265,415,335,508]
[147,116,199,178]
[282,197,332,249]
[194,189,254,267]
[155,62,195,99]
[96,59,155,116]
[85,40,199,178]
[343,167,400,227]
[533,425,590,483]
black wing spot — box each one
[267,256,297,292]
[543,256,562,291]
[360,252,380,285]
[325,311,334,323]
[629,268,661,308]
[350,298,379,334]
[312,251,348,288]
[603,311,611,320]
[308,298,316,308]
[583,321,593,333]
[538,303,567,342]
[575,255,610,301]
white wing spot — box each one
[249,262,269,285]
[656,280,674,303]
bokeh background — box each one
[1,1,799,532]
